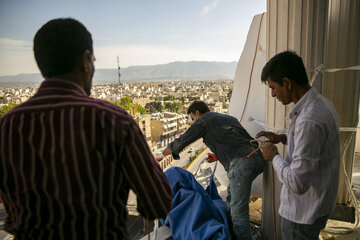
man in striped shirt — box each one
[0,18,172,239]
[257,51,340,239]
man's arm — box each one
[269,121,324,195]
[164,119,206,159]
[260,142,279,161]
[256,130,285,161]
[162,147,172,157]
[121,118,172,219]
[256,131,287,144]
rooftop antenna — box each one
[116,55,122,100]
[117,55,121,85]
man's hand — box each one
[205,156,215,163]
[256,131,287,144]
[162,147,172,156]
[260,142,279,161]
[205,153,218,163]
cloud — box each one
[0,38,31,50]
[201,0,219,15]
[0,38,38,76]
[0,39,241,76]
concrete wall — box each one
[136,115,152,147]
[150,120,163,142]
[322,0,360,203]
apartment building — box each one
[150,112,189,150]
[135,114,152,148]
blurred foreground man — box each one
[163,100,265,239]
[0,18,172,240]
[257,51,340,240]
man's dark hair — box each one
[187,100,210,115]
[261,51,309,86]
[33,18,93,78]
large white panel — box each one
[228,13,267,139]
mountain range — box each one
[0,61,237,88]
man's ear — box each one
[283,77,292,90]
[80,50,92,72]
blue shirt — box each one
[168,112,257,171]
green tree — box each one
[188,96,200,101]
[164,101,182,113]
[181,96,186,105]
[108,98,148,116]
[0,104,17,117]
[145,101,163,113]
[134,103,147,115]
[164,95,175,101]
[227,88,233,100]
[119,96,133,110]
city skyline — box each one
[0,0,266,76]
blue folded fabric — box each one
[161,167,230,240]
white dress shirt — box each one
[273,87,340,224]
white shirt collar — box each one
[289,87,317,119]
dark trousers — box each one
[227,153,265,240]
[281,215,329,240]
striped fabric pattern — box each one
[0,79,172,240]
[272,88,340,224]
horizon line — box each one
[0,60,238,77]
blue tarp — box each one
[161,167,231,240]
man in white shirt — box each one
[256,51,340,240]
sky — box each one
[0,0,266,76]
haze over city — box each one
[0,0,265,76]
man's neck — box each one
[48,72,84,88]
[293,84,311,104]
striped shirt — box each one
[273,88,340,224]
[0,79,172,239]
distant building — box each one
[150,112,189,150]
[219,95,227,106]
[133,97,151,107]
[207,102,223,113]
[136,114,152,148]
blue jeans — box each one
[281,215,328,240]
[227,152,265,240]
